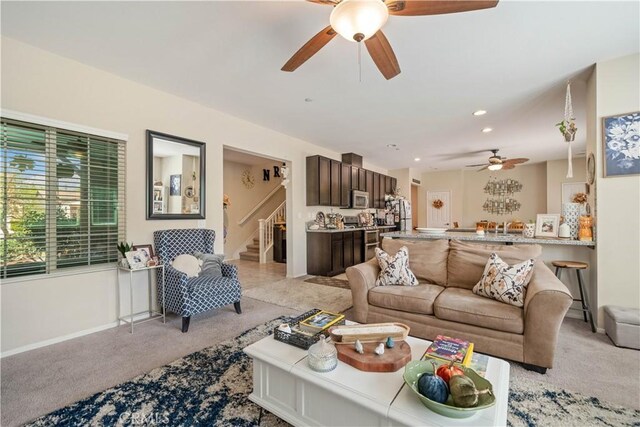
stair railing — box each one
[258,201,286,263]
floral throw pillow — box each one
[472,253,535,307]
[375,246,419,287]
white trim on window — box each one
[0,264,118,285]
[0,109,129,142]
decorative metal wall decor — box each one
[483,178,523,215]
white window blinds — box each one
[0,118,126,278]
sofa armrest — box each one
[523,261,573,368]
[345,257,380,323]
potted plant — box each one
[117,242,133,267]
[556,119,577,142]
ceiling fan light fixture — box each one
[330,0,389,42]
[488,164,503,171]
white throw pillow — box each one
[172,254,201,278]
[472,253,535,307]
[375,246,419,287]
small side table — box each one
[116,264,166,333]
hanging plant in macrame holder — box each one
[556,81,577,178]
[432,199,444,209]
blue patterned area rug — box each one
[28,317,639,426]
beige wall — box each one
[418,161,588,229]
[546,158,587,214]
[0,37,386,354]
[592,53,640,326]
[223,160,285,259]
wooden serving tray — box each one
[329,322,410,344]
[336,340,411,372]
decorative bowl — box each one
[403,360,495,418]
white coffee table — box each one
[244,333,509,427]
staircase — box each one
[239,238,261,262]
[238,201,286,263]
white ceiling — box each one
[2,1,639,171]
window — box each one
[1,118,125,278]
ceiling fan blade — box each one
[502,158,529,165]
[282,26,337,72]
[306,0,339,4]
[387,0,499,16]
[364,30,401,80]
[466,163,488,167]
[477,165,489,172]
[502,163,516,170]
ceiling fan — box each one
[466,149,529,171]
[282,0,499,80]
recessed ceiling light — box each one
[386,144,397,148]
[482,127,493,133]
[304,98,313,102]
[414,157,421,162]
[473,110,487,116]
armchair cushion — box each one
[172,254,201,278]
[194,252,224,278]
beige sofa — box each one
[345,239,573,372]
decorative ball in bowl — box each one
[403,360,495,419]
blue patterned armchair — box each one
[154,229,242,332]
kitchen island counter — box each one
[307,225,396,233]
[381,230,595,247]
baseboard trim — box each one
[1,313,151,358]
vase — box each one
[523,223,535,238]
[562,203,581,239]
[120,258,129,268]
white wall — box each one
[592,53,640,326]
[0,37,386,354]
[546,158,587,214]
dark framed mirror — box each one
[146,130,206,219]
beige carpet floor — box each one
[243,277,353,313]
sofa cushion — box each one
[447,240,541,290]
[375,246,419,286]
[382,239,449,286]
[434,287,524,334]
[369,283,445,315]
[473,253,535,307]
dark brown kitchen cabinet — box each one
[307,230,365,276]
[350,166,359,190]
[390,177,397,195]
[330,160,341,207]
[353,231,363,265]
[378,173,386,208]
[373,172,381,208]
[385,176,392,196]
[341,163,351,207]
[306,155,332,206]
[366,170,374,207]
[343,231,354,268]
[358,168,366,191]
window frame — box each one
[1,110,127,281]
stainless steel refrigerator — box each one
[389,199,412,231]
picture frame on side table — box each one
[602,111,640,177]
[535,214,560,238]
[132,244,154,261]
[170,174,182,196]
[125,250,149,270]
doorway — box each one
[426,190,451,228]
[222,147,287,270]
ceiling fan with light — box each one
[282,0,499,80]
[466,149,529,171]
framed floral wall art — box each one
[602,111,639,177]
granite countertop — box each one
[307,225,397,233]
[380,230,596,247]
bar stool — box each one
[552,260,596,332]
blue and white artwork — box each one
[603,111,639,177]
